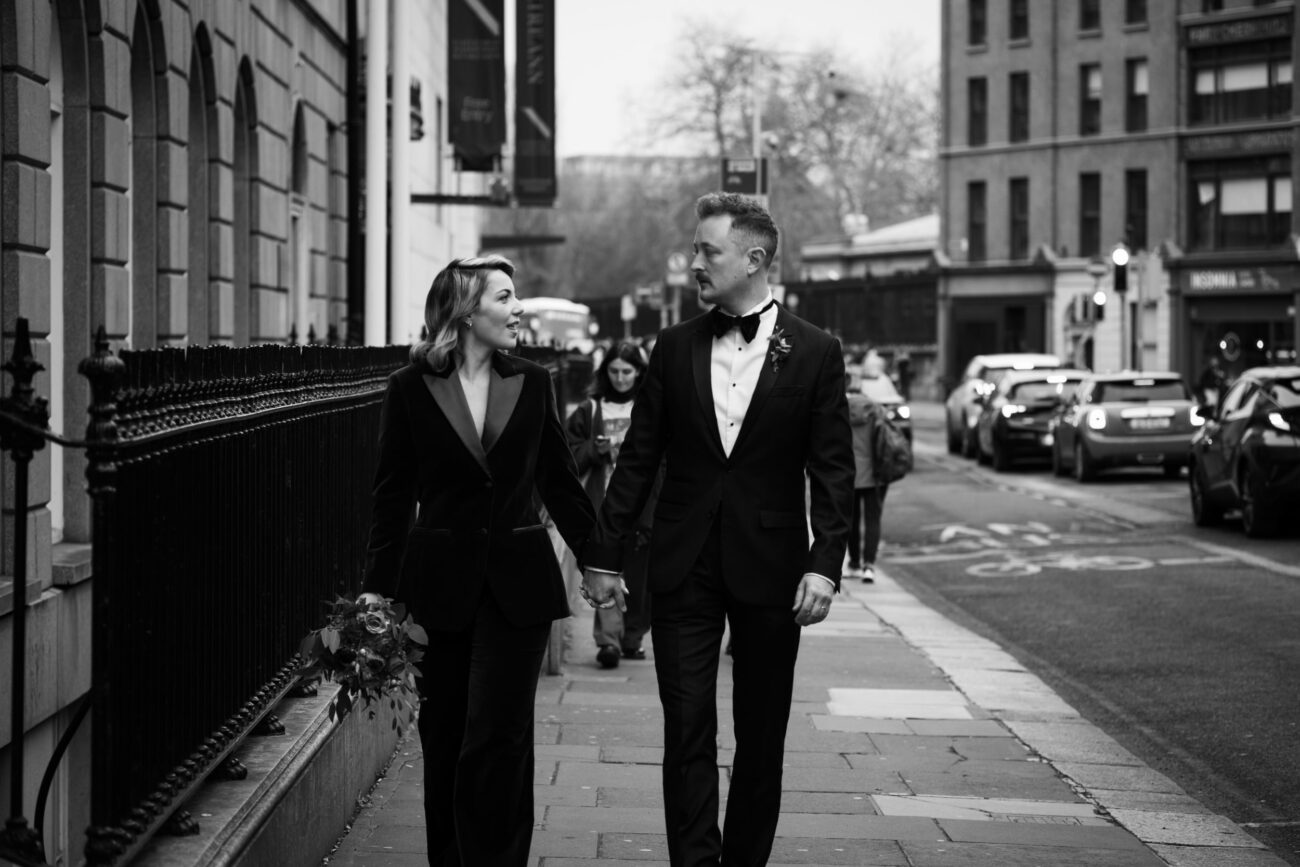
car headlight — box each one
[1268,411,1292,432]
[1086,408,1107,431]
[896,405,911,420]
[1000,404,1027,418]
[1190,406,1206,427]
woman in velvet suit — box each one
[360,255,595,866]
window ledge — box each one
[0,575,46,618]
[1009,37,1031,49]
[53,542,93,587]
[1078,28,1102,39]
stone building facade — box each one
[0,1,482,862]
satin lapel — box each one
[691,322,725,455]
[422,372,490,475]
[482,357,523,455]
[731,308,786,456]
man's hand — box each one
[581,568,627,612]
[791,574,835,626]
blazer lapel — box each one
[423,371,490,475]
[483,353,524,454]
[691,320,726,456]
[731,307,786,456]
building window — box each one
[1081,0,1101,31]
[1080,64,1101,136]
[968,181,987,262]
[969,0,987,46]
[1126,0,1147,24]
[1203,0,1224,11]
[1080,172,1101,258]
[1190,41,1291,126]
[1125,169,1148,250]
[1010,0,1029,40]
[1009,72,1030,142]
[1009,178,1030,260]
[968,77,988,146]
[1126,59,1148,132]
[1190,157,1292,250]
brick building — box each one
[0,1,482,862]
[939,0,1300,385]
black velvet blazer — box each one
[362,352,595,630]
[584,306,855,607]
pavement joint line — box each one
[843,568,1278,861]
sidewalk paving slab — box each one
[326,562,1287,867]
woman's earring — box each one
[464,317,473,328]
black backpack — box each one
[872,414,913,485]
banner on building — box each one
[514,0,556,206]
[449,0,506,172]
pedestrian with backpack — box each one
[845,372,911,582]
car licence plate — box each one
[1129,417,1170,430]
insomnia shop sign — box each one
[1182,265,1299,294]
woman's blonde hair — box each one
[410,255,515,372]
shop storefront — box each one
[1169,262,1299,383]
[939,268,1055,386]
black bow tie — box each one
[709,299,775,342]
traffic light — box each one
[1092,289,1107,321]
[1111,244,1130,295]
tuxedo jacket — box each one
[584,306,855,606]
[362,352,596,631]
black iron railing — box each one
[0,332,584,867]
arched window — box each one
[187,27,218,345]
[233,59,257,345]
[129,3,166,349]
[290,102,310,342]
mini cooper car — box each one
[976,369,1090,471]
[1049,372,1202,481]
[945,353,1062,458]
[1188,365,1300,537]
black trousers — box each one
[847,485,888,568]
[651,518,802,867]
[417,591,550,866]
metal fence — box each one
[0,328,588,867]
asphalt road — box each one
[879,408,1300,864]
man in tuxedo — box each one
[581,192,855,866]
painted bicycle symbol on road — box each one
[964,551,1153,578]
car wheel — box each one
[1189,463,1223,527]
[962,425,979,459]
[1163,463,1182,480]
[1239,467,1277,538]
[946,422,962,455]
[1074,441,1096,482]
[992,439,1011,472]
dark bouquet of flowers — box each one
[298,595,427,731]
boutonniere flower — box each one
[767,327,793,373]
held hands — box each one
[792,574,835,626]
[580,568,627,612]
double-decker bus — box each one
[519,297,593,352]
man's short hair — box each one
[696,192,779,268]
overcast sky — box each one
[550,0,942,157]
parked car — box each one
[1049,372,1202,481]
[976,369,1090,471]
[946,353,1062,457]
[1188,365,1300,537]
[859,373,913,442]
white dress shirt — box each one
[712,294,778,456]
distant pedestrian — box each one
[1195,355,1227,407]
[566,341,658,669]
[359,255,595,866]
[846,378,891,582]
